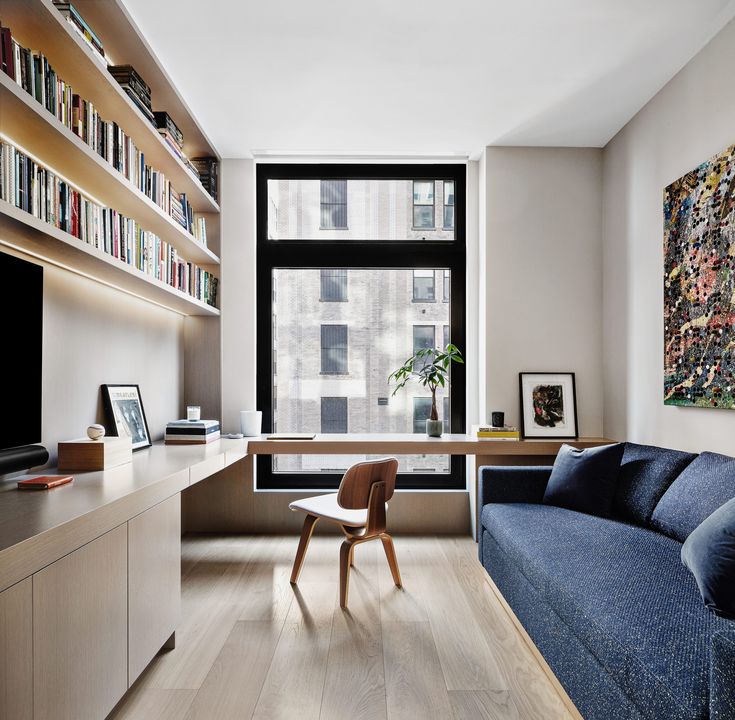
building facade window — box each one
[320,179,347,229]
[413,397,433,433]
[443,180,455,229]
[257,164,466,491]
[443,324,449,349]
[321,397,348,433]
[413,180,435,229]
[320,269,348,301]
[321,324,348,374]
[443,396,450,433]
[412,270,435,302]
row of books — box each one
[191,156,218,204]
[0,24,209,242]
[52,2,106,65]
[0,142,218,307]
[165,419,220,445]
[108,64,153,125]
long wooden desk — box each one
[246,434,614,539]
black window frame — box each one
[256,163,467,491]
[320,179,348,229]
[443,180,455,229]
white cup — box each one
[240,410,262,437]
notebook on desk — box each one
[266,433,316,440]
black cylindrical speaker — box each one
[0,445,49,476]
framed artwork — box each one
[101,384,151,451]
[519,372,578,439]
[664,143,735,409]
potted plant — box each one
[388,344,464,437]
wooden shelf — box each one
[0,74,219,267]
[0,0,219,214]
[0,201,220,317]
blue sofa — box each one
[478,443,735,720]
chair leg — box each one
[340,539,354,609]
[380,534,402,588]
[290,514,319,584]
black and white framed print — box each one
[519,372,578,439]
[101,384,152,450]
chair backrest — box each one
[337,457,398,510]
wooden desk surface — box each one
[246,433,612,455]
[0,438,247,592]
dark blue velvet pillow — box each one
[681,497,735,619]
[651,452,735,542]
[543,443,625,517]
[613,443,696,526]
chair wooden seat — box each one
[288,457,402,609]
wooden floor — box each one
[108,534,577,720]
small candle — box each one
[187,406,201,421]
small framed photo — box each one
[519,372,578,439]
[101,384,151,451]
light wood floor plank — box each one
[107,688,196,720]
[321,542,387,720]
[448,690,521,720]
[183,621,282,720]
[251,581,336,720]
[441,538,575,720]
[383,620,454,719]
[109,535,579,720]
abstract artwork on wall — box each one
[664,143,735,409]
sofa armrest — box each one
[711,629,735,719]
[478,466,552,508]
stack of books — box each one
[191,157,218,203]
[108,65,154,125]
[165,420,220,445]
[475,425,520,440]
[52,2,106,65]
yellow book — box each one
[476,431,520,439]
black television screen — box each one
[1,252,43,450]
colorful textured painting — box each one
[664,143,735,408]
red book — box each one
[17,475,73,490]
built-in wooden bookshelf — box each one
[0,0,221,316]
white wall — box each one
[483,147,604,436]
[602,18,735,454]
[12,255,183,466]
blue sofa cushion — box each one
[651,452,735,542]
[682,497,735,619]
[543,442,624,517]
[613,442,696,525]
[481,503,734,720]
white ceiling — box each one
[121,0,735,159]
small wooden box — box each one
[58,436,133,471]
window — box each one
[321,397,348,433]
[320,180,347,229]
[413,397,433,433]
[413,180,435,229]
[321,324,348,374]
[443,396,450,433]
[257,164,466,490]
[443,324,449,349]
[320,269,347,301]
[412,270,435,302]
[443,268,450,302]
[443,181,455,229]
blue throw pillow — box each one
[681,497,735,619]
[543,443,625,517]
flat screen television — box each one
[1,251,43,451]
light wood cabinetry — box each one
[33,524,128,720]
[0,577,32,720]
[128,494,182,684]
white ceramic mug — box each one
[240,410,262,437]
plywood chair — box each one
[288,457,402,609]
